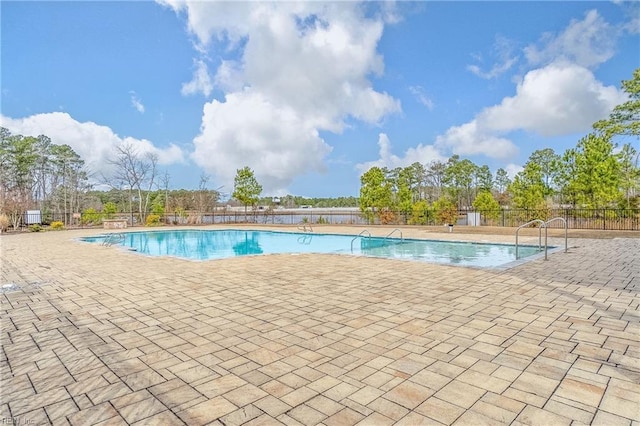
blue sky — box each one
[2,1,638,198]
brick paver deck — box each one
[1,226,638,425]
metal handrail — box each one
[351,230,371,252]
[515,219,547,260]
[297,223,313,232]
[545,217,568,253]
[385,228,403,241]
[102,233,125,247]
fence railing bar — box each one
[7,208,640,231]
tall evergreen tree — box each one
[232,166,263,220]
[443,155,478,208]
[359,167,393,223]
[594,68,640,138]
[475,165,493,193]
[528,148,561,197]
[617,143,639,208]
[508,162,546,210]
[570,133,621,208]
[494,168,511,194]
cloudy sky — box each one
[2,1,638,197]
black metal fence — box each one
[468,208,640,230]
[10,208,640,231]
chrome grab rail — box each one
[351,230,371,252]
[515,219,547,260]
[102,233,125,247]
[545,217,568,253]
[385,228,403,241]
[297,223,313,232]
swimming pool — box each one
[81,229,544,268]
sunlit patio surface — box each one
[1,226,639,425]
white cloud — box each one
[213,60,244,93]
[436,9,627,163]
[524,10,617,69]
[351,7,629,181]
[435,62,624,160]
[161,1,401,193]
[624,15,640,34]
[181,59,213,97]
[435,120,518,159]
[192,91,332,195]
[621,1,640,34]
[129,91,145,113]
[467,58,518,80]
[156,0,253,48]
[0,112,185,178]
[237,3,398,126]
[379,1,402,25]
[505,163,524,179]
[467,35,518,79]
[356,133,445,173]
[409,86,434,110]
[479,62,626,137]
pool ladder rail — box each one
[385,228,403,242]
[102,233,125,247]
[350,228,404,253]
[515,217,568,260]
[297,223,313,233]
[350,229,371,252]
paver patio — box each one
[1,226,638,425]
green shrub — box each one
[103,202,117,219]
[82,208,102,225]
[50,221,65,230]
[433,197,458,225]
[40,209,52,226]
[472,191,500,221]
[151,201,165,216]
[409,200,431,225]
[316,216,328,224]
[145,214,161,226]
[29,224,42,232]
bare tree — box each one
[425,160,446,202]
[108,143,158,224]
[192,173,220,224]
[33,134,52,210]
[160,171,170,223]
[0,131,38,229]
[51,144,88,225]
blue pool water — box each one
[81,230,544,268]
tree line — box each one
[0,131,225,227]
[0,129,90,229]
